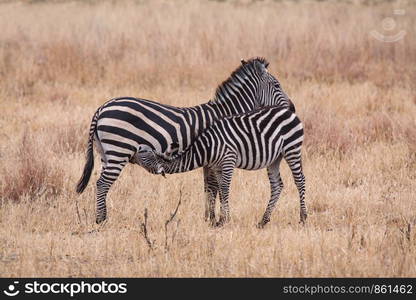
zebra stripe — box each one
[76,57,295,224]
[137,106,306,227]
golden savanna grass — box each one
[0,0,415,277]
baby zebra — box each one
[136,106,306,227]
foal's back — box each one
[200,106,303,171]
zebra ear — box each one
[254,60,268,75]
[165,142,179,157]
[170,142,179,151]
[241,59,247,65]
[137,144,152,153]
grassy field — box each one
[0,0,415,277]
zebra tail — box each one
[76,110,99,194]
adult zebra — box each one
[136,106,306,228]
[76,57,295,224]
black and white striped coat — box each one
[76,58,295,224]
[137,106,306,227]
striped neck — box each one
[184,87,258,141]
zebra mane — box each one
[211,57,270,104]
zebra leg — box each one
[215,154,236,227]
[95,162,127,224]
[258,157,284,228]
[285,151,307,224]
[203,167,209,220]
[203,167,218,223]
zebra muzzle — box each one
[157,166,166,178]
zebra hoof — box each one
[208,218,217,227]
[257,216,270,228]
[257,221,267,229]
[96,216,107,224]
[214,215,229,228]
[299,213,307,225]
[214,220,225,228]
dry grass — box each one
[0,0,415,277]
